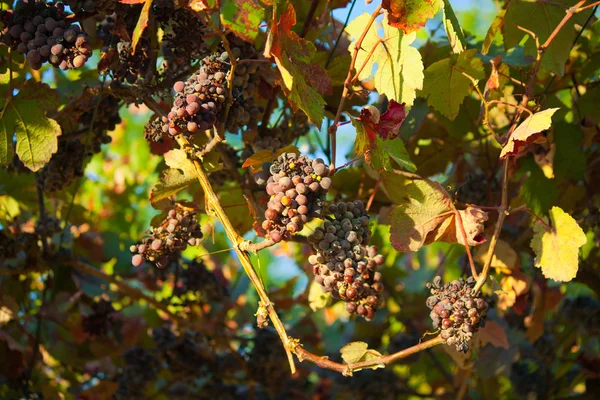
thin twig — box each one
[328,4,383,171]
[292,336,444,375]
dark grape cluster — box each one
[456,172,499,206]
[174,260,229,301]
[307,201,384,320]
[130,206,203,268]
[560,296,600,334]
[38,139,86,192]
[426,276,488,352]
[151,327,214,375]
[256,153,331,243]
[67,0,117,14]
[114,348,160,400]
[1,1,92,70]
[0,228,39,267]
[81,299,117,338]
[34,215,62,239]
[154,0,210,66]
[248,330,289,393]
[77,94,121,152]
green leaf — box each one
[339,341,384,372]
[7,99,60,172]
[0,102,16,166]
[150,149,197,204]
[500,108,559,159]
[482,10,505,55]
[519,156,558,216]
[131,0,152,53]
[442,0,466,54]
[221,0,264,42]
[383,137,417,172]
[420,48,484,120]
[265,2,331,126]
[308,281,330,312]
[553,122,586,180]
[346,14,424,106]
[389,179,453,252]
[502,0,594,76]
[382,0,441,34]
[530,206,587,282]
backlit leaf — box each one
[420,49,484,120]
[500,108,559,159]
[530,206,587,282]
[150,149,197,204]
[221,0,264,42]
[382,0,441,34]
[346,14,424,106]
[442,0,466,54]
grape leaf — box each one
[500,108,559,159]
[0,104,16,166]
[389,179,453,252]
[382,0,440,34]
[150,149,197,204]
[264,2,331,126]
[352,111,415,173]
[389,179,488,251]
[346,14,424,106]
[519,156,558,216]
[482,10,505,55]
[474,239,517,272]
[477,321,509,349]
[530,206,587,282]
[308,281,330,312]
[420,48,484,120]
[2,99,60,172]
[130,0,152,53]
[442,0,466,54]
[502,0,594,76]
[221,0,264,42]
[339,341,384,372]
[497,271,530,312]
[241,145,300,173]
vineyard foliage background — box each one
[1,0,600,399]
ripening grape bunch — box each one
[426,276,488,352]
[308,201,384,320]
[38,138,87,192]
[256,153,331,243]
[1,1,91,70]
[68,0,117,14]
[81,299,117,338]
[130,206,203,268]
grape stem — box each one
[142,97,297,374]
[291,336,444,376]
[472,0,588,295]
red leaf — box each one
[357,101,407,141]
[378,100,406,139]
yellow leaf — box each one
[474,239,518,272]
[499,108,559,159]
[530,206,587,282]
[497,271,530,312]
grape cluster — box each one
[151,327,214,375]
[256,153,331,242]
[1,1,91,70]
[426,276,488,352]
[82,299,117,338]
[307,201,384,320]
[130,206,203,268]
[0,228,39,267]
[78,94,121,152]
[38,139,86,192]
[456,173,499,206]
[35,215,62,239]
[67,0,117,14]
[154,0,210,66]
[248,330,289,392]
[174,260,228,301]
[114,348,160,400]
[560,296,600,334]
